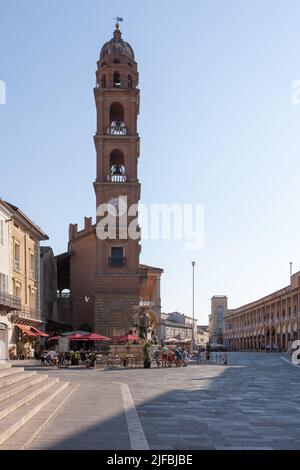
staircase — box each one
[0,362,73,448]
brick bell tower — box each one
[93,22,142,337]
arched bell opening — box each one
[108,150,126,182]
[113,71,121,88]
[109,103,127,135]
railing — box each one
[107,123,128,136]
[0,291,21,310]
[107,174,127,183]
[109,257,126,268]
[139,300,156,308]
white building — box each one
[160,311,198,343]
[197,325,209,348]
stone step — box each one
[0,377,59,422]
[0,362,11,370]
[0,383,77,450]
[0,368,24,379]
[0,380,69,446]
[0,373,48,403]
[0,371,37,390]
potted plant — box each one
[71,351,79,366]
[143,341,153,368]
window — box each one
[0,273,8,293]
[14,240,20,271]
[29,287,36,310]
[113,59,120,64]
[109,247,125,267]
[14,281,21,299]
[30,250,35,279]
[0,220,3,245]
[111,247,123,259]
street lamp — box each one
[192,261,196,351]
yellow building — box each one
[0,200,48,359]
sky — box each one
[1,0,300,324]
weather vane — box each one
[114,16,124,24]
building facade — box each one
[197,325,209,348]
[56,23,163,339]
[209,296,227,345]
[224,271,300,352]
[40,247,58,327]
[0,201,21,360]
[160,311,197,343]
[0,200,48,359]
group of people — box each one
[154,345,189,368]
[35,348,58,366]
[35,348,98,368]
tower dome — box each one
[100,23,135,61]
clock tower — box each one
[93,22,142,336]
[61,23,163,340]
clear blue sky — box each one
[1,0,300,324]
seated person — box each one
[47,349,58,365]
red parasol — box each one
[112,334,141,342]
[67,333,86,341]
[80,333,111,341]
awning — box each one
[16,324,38,337]
[31,326,49,338]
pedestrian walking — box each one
[162,345,169,368]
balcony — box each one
[0,291,21,311]
[107,174,127,183]
[107,121,128,136]
[109,257,126,268]
[19,306,42,321]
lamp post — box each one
[192,261,196,351]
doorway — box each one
[0,323,8,361]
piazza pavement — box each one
[3,353,300,450]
